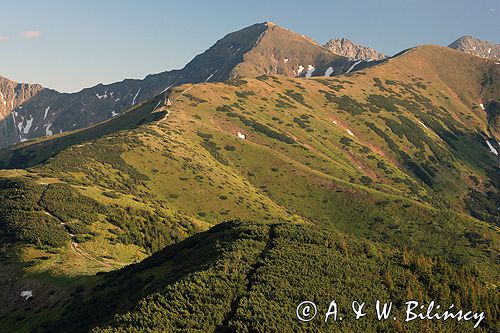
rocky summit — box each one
[324,37,387,60]
[448,35,500,61]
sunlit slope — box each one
[0,45,498,284]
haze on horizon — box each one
[0,0,498,93]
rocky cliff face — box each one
[0,77,45,145]
[324,38,386,60]
[0,77,43,121]
[448,36,500,61]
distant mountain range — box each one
[0,24,497,150]
[448,35,500,61]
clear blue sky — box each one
[0,0,498,92]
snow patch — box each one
[205,70,218,82]
[153,99,162,110]
[486,140,498,156]
[345,60,363,74]
[45,123,53,136]
[44,106,51,120]
[297,65,304,75]
[20,290,33,300]
[132,88,141,105]
[479,103,485,110]
[237,132,246,140]
[96,90,109,99]
[161,85,172,93]
[24,116,33,134]
[111,110,118,117]
[284,58,289,63]
[16,117,24,133]
[346,129,355,137]
[324,67,334,77]
[305,65,315,77]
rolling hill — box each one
[0,43,498,332]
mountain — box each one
[0,32,499,331]
[448,36,500,61]
[0,44,498,279]
[0,22,374,150]
[324,37,387,60]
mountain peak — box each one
[448,35,500,61]
[324,37,386,60]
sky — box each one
[0,0,498,93]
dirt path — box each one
[40,188,112,268]
[70,242,112,268]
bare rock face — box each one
[0,77,43,121]
[324,38,386,60]
[0,77,44,146]
[448,36,500,61]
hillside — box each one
[2,221,499,332]
[0,44,499,331]
[0,43,498,265]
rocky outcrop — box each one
[448,36,500,61]
[0,77,45,146]
[0,77,43,121]
[324,38,386,60]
